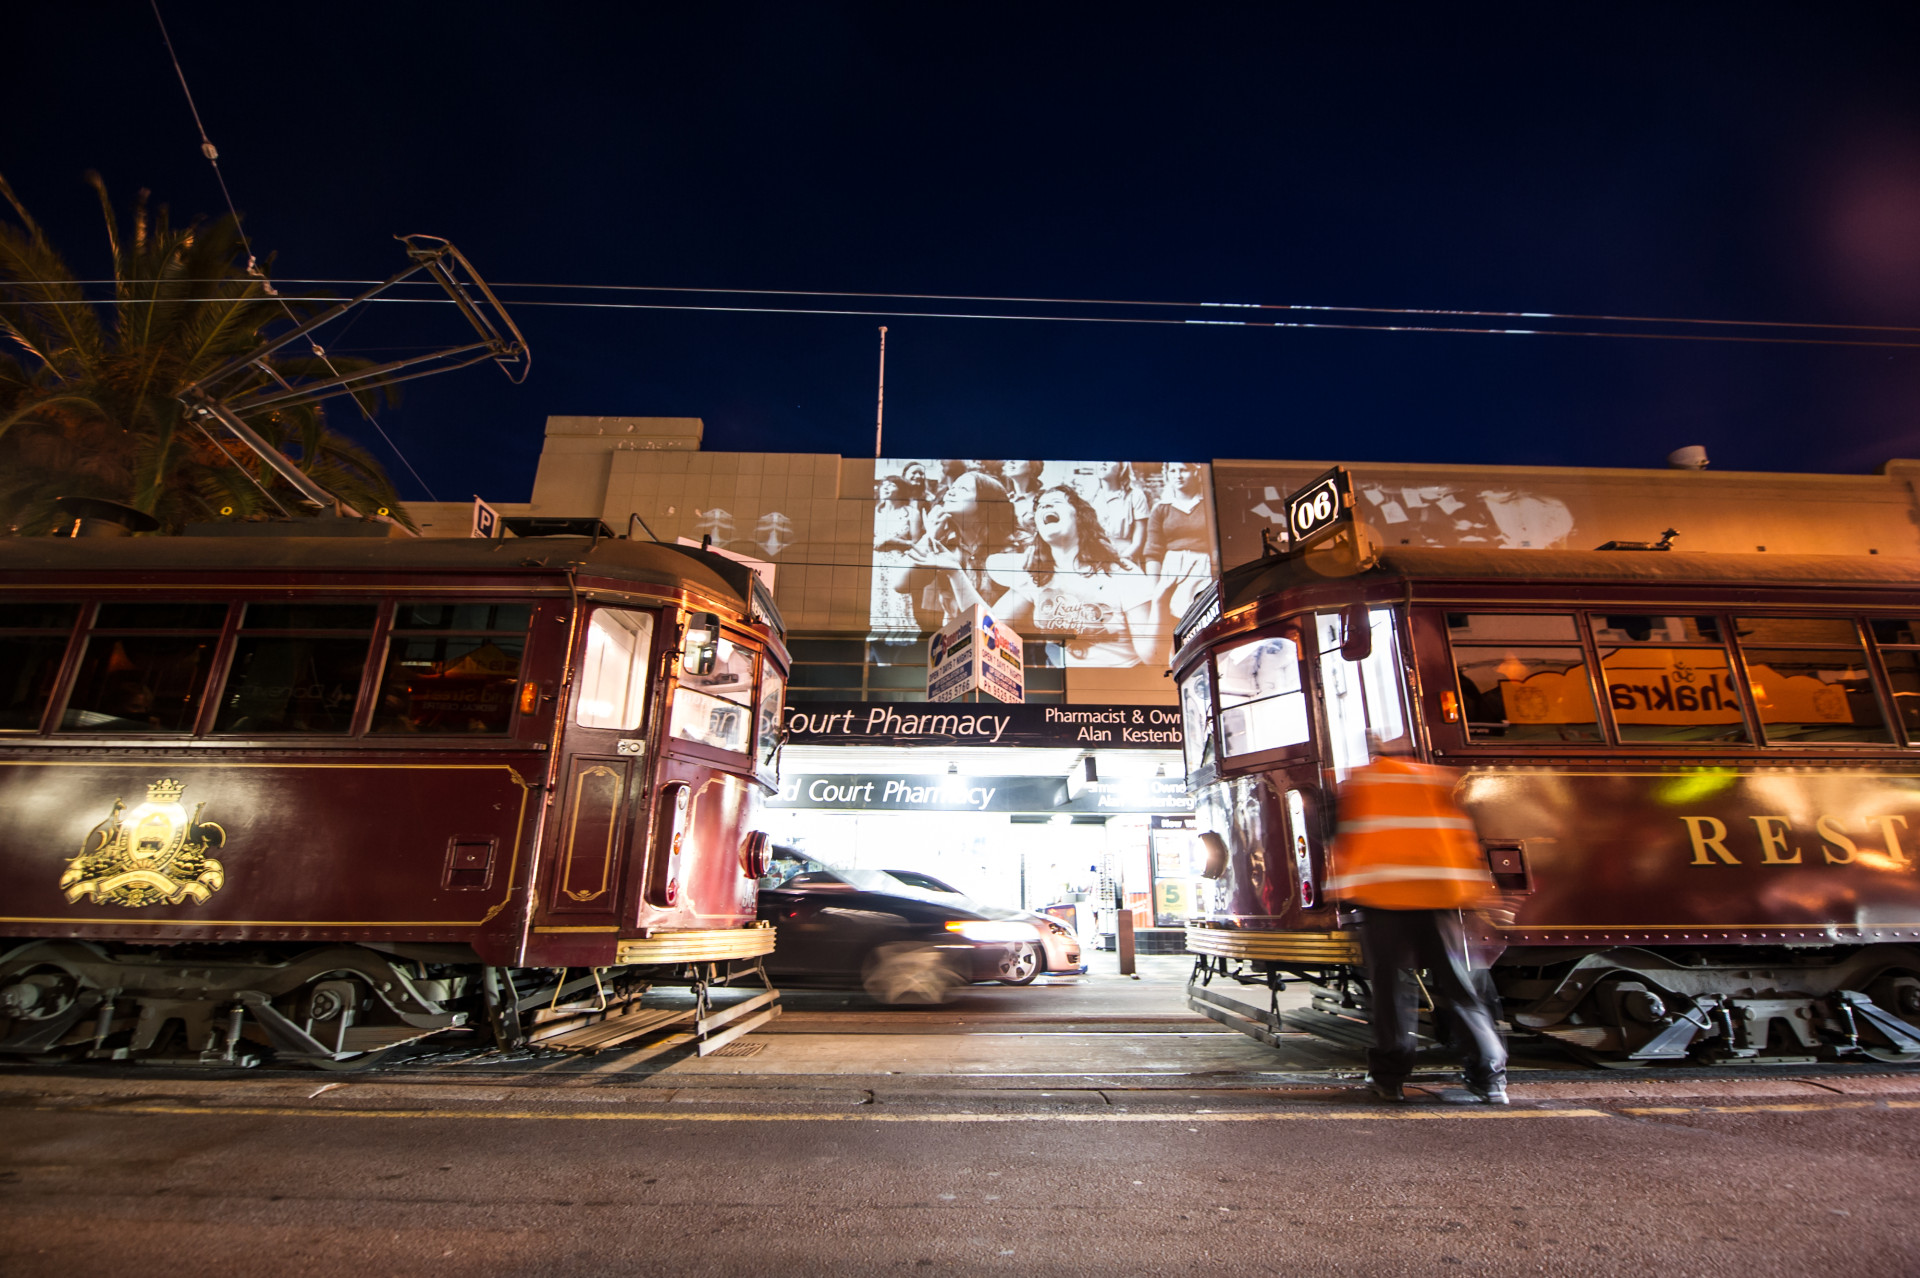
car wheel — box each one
[862,943,961,1005]
[995,942,1041,986]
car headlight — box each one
[944,920,1040,943]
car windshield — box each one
[762,850,962,902]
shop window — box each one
[670,635,755,754]
[63,602,227,733]
[575,608,654,730]
[372,601,528,734]
[1316,608,1413,777]
[1452,643,1602,744]
[213,602,378,734]
[1215,633,1308,758]
[0,602,79,731]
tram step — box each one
[531,1006,694,1051]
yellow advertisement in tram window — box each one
[1501,649,1856,726]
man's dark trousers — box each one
[1357,907,1507,1089]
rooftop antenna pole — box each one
[874,325,888,458]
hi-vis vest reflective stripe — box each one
[1325,758,1493,910]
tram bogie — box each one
[1173,547,1920,1067]
[0,534,789,1067]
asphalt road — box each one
[4,960,1918,1276]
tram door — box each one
[540,607,658,929]
[1305,607,1413,899]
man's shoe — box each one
[1468,1080,1509,1105]
[1366,1078,1407,1103]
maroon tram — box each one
[1175,545,1920,1066]
[0,529,789,1066]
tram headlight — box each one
[945,920,1040,943]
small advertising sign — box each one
[928,605,1026,704]
[979,611,1024,704]
[471,496,499,540]
[927,609,977,703]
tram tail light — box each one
[519,681,541,714]
[1440,690,1460,723]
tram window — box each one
[1879,650,1920,739]
[1178,662,1215,776]
[1317,609,1411,774]
[1444,614,1579,642]
[670,635,755,754]
[1594,643,1749,743]
[1454,646,1602,743]
[63,603,226,733]
[213,604,377,734]
[1740,648,1890,743]
[392,602,532,633]
[1590,615,1721,644]
[757,666,786,770]
[0,603,79,731]
[1215,634,1309,758]
[575,609,655,731]
[1734,616,1861,647]
[1869,618,1920,646]
[371,601,530,735]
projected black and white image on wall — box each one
[869,459,1217,669]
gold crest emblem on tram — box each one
[60,778,228,908]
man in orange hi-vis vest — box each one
[1326,748,1507,1104]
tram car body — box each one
[0,532,789,1065]
[1175,546,1920,1066]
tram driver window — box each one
[575,609,655,731]
[371,602,530,734]
[669,630,755,754]
[0,603,79,731]
[62,602,228,733]
[1734,617,1890,744]
[1215,633,1309,759]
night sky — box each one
[11,4,1920,505]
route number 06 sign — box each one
[1284,467,1354,549]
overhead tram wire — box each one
[32,274,1920,350]
[148,1,441,503]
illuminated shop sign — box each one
[770,773,1194,814]
[781,701,1185,749]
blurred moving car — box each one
[882,870,1086,982]
[758,849,1044,1003]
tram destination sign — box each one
[781,701,1183,749]
[1284,466,1354,549]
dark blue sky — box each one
[12,4,1920,503]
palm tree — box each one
[0,171,413,534]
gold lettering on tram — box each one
[1679,813,1916,870]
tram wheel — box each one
[995,944,1041,986]
[1858,972,1920,1065]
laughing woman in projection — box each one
[991,486,1160,667]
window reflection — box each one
[372,602,529,735]
[670,635,755,753]
[1455,646,1602,743]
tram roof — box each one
[1214,547,1920,617]
[0,534,780,632]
